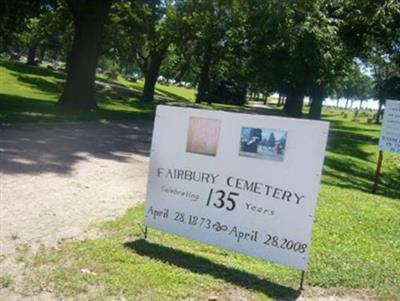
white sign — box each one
[144,105,329,270]
[379,100,400,154]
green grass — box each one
[322,109,400,199]
[98,74,198,103]
[0,59,193,122]
[0,274,14,288]
[2,58,400,300]
[0,58,265,123]
[25,207,301,300]
[23,181,400,300]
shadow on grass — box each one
[329,119,381,134]
[1,58,65,79]
[16,74,64,94]
[323,120,400,200]
[323,156,373,191]
[0,94,155,175]
[219,104,279,115]
[327,129,376,162]
[323,155,400,200]
[0,93,155,122]
[125,239,301,300]
[155,86,192,103]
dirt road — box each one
[0,120,152,257]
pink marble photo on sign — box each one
[186,117,221,156]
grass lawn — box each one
[0,58,264,123]
[20,178,400,300]
[0,58,193,122]
[1,58,400,300]
[0,59,152,122]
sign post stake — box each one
[138,224,149,239]
[299,271,305,291]
[372,150,384,194]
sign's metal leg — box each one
[138,224,148,239]
[144,226,148,239]
[372,150,384,194]
[299,271,305,291]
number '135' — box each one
[206,189,238,211]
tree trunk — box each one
[278,94,282,106]
[0,37,11,53]
[196,47,211,103]
[345,98,349,109]
[336,98,340,108]
[39,48,46,61]
[284,89,304,118]
[308,87,324,120]
[375,98,384,124]
[58,0,111,110]
[263,94,267,105]
[27,43,37,65]
[53,49,59,62]
[142,49,166,102]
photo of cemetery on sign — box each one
[239,127,287,161]
[186,117,221,156]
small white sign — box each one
[144,105,329,270]
[379,100,400,154]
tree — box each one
[58,0,111,110]
[107,0,174,102]
[333,62,373,111]
[37,5,73,62]
[267,132,276,148]
[247,0,350,118]
[366,0,400,122]
[337,0,399,121]
[372,56,400,123]
[17,6,72,65]
[0,0,48,52]
[19,17,42,65]
[173,0,239,104]
[247,0,399,119]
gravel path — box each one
[0,120,152,257]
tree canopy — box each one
[1,0,399,116]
